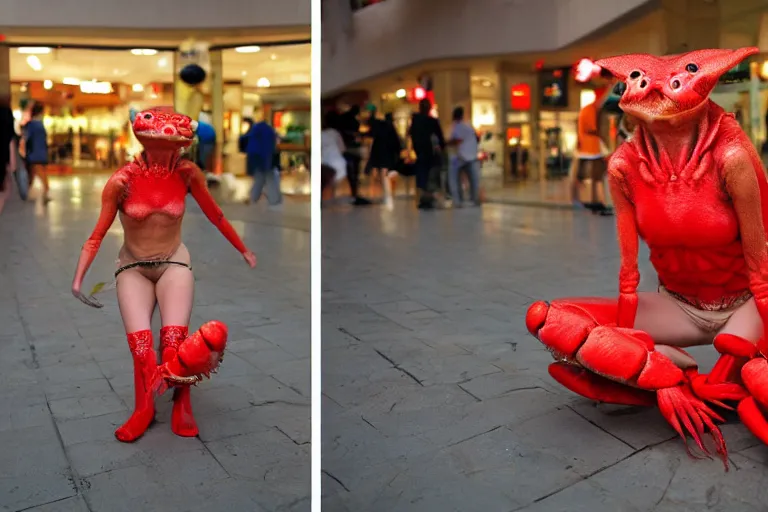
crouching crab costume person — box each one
[526,47,768,469]
[71,107,257,442]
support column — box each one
[0,45,9,101]
[430,69,472,137]
[661,0,720,53]
[210,49,224,175]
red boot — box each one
[115,330,157,442]
[160,325,198,437]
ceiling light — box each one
[17,47,51,54]
[241,71,247,77]
[26,56,42,71]
[256,77,270,88]
[62,77,80,85]
[132,83,144,92]
[235,46,261,53]
[395,88,406,99]
[157,57,168,67]
[130,49,157,56]
[43,80,53,90]
[80,81,113,94]
[270,54,277,60]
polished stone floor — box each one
[0,176,310,512]
[321,199,768,512]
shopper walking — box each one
[241,115,282,206]
[24,103,50,203]
[321,111,347,200]
[447,106,480,207]
[408,98,445,210]
[0,96,16,216]
[367,112,402,208]
[196,114,216,173]
[337,105,370,205]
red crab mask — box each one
[595,47,758,122]
[132,106,197,149]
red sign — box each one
[510,83,531,111]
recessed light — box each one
[270,54,277,60]
[132,84,144,92]
[62,77,80,85]
[256,77,270,88]
[26,56,42,71]
[17,47,51,54]
[242,71,248,77]
[130,49,157,56]
[43,80,53,90]
[235,46,261,54]
[395,88,406,98]
[157,57,168,67]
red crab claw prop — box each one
[689,334,752,408]
[738,338,768,445]
[151,320,228,396]
[527,299,729,469]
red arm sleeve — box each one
[607,162,640,328]
[72,172,125,290]
[724,148,768,340]
[185,161,248,254]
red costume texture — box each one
[72,107,256,442]
[526,47,768,468]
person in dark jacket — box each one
[407,98,445,209]
[0,95,16,215]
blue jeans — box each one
[448,158,480,204]
[198,142,215,171]
[250,168,282,205]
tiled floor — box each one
[0,176,310,511]
[321,198,767,512]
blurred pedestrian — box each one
[24,103,50,203]
[196,114,216,172]
[0,96,16,215]
[407,98,445,210]
[337,105,370,205]
[447,106,480,207]
[240,115,282,206]
[367,112,401,208]
[321,111,347,200]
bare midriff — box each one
[119,212,184,263]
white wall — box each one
[322,0,652,94]
[0,0,309,29]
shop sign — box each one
[506,112,530,124]
[539,68,570,108]
[509,83,531,111]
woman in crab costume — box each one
[525,47,768,468]
[72,106,257,442]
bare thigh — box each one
[718,298,762,343]
[155,244,194,328]
[116,269,157,334]
[635,291,710,346]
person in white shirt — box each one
[321,112,347,199]
[447,106,480,206]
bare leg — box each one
[31,164,50,202]
[114,269,157,442]
[155,247,197,437]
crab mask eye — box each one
[143,113,153,120]
[685,63,698,73]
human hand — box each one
[72,286,103,308]
[242,250,257,268]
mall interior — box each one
[323,0,768,205]
[0,0,311,197]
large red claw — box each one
[657,385,728,470]
[549,362,655,406]
[742,358,768,410]
[526,301,549,336]
[199,320,228,352]
[158,320,229,387]
[688,369,747,408]
[738,397,768,446]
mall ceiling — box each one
[9,44,310,89]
